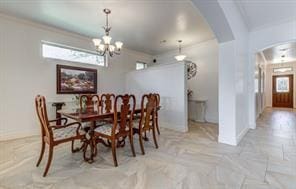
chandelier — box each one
[174,40,186,61]
[92,9,123,57]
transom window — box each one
[136,61,147,70]
[42,41,105,66]
[276,77,289,93]
[273,67,292,73]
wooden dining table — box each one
[58,106,159,163]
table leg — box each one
[83,121,97,163]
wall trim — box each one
[249,123,256,129]
[218,135,237,146]
[0,131,39,142]
[236,127,249,144]
[205,116,219,124]
[159,121,188,133]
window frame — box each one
[41,41,106,67]
[276,77,290,93]
[136,61,147,70]
[273,67,293,73]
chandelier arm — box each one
[109,50,114,57]
[96,47,104,55]
[97,49,106,56]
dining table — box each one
[58,106,160,163]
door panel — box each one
[272,75,293,108]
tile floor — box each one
[0,108,295,189]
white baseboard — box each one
[236,127,249,144]
[249,123,256,129]
[218,126,249,146]
[159,121,188,132]
[218,135,237,146]
[205,116,218,124]
[0,131,39,141]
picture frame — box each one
[56,64,97,94]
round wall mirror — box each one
[185,60,197,80]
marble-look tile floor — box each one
[0,108,296,189]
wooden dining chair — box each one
[79,94,100,111]
[100,93,115,114]
[93,94,136,166]
[35,95,86,177]
[154,93,160,135]
[133,94,158,155]
[79,94,101,128]
[98,93,116,125]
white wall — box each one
[153,39,219,123]
[218,0,250,145]
[125,63,188,132]
[265,61,296,108]
[0,14,151,140]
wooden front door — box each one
[272,75,293,108]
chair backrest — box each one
[140,94,157,130]
[101,93,115,114]
[154,93,160,107]
[113,94,136,135]
[79,94,100,110]
[35,95,51,138]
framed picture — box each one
[57,65,97,94]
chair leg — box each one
[128,134,136,157]
[152,127,158,149]
[139,132,145,155]
[156,116,160,135]
[71,140,76,153]
[72,139,86,153]
[111,139,118,167]
[36,141,45,167]
[43,145,53,177]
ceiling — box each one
[262,42,296,64]
[0,0,215,55]
[235,0,296,31]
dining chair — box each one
[100,93,115,114]
[98,93,116,125]
[133,94,158,155]
[79,94,100,111]
[35,95,85,177]
[93,94,136,166]
[79,94,101,129]
[154,93,160,135]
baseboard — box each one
[205,116,218,124]
[0,131,39,141]
[249,123,256,129]
[159,121,188,132]
[218,127,249,146]
[236,127,249,144]
[218,135,237,146]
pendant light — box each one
[174,40,186,61]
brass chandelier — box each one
[92,9,123,57]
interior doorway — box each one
[272,74,294,108]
